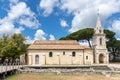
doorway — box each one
[35,55,39,64]
[99,54,104,63]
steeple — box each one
[94,13,104,34]
[93,11,109,64]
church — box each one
[27,15,109,65]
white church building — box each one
[27,15,109,65]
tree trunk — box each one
[87,39,91,48]
[112,53,116,62]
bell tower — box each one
[93,14,109,64]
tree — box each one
[107,38,120,61]
[0,33,28,63]
[10,34,27,60]
[60,28,115,48]
[0,34,9,59]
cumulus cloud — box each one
[0,1,40,36]
[19,17,40,29]
[60,19,68,27]
[63,0,120,33]
[49,34,55,40]
[39,0,59,16]
[69,9,97,32]
[39,0,120,34]
[0,22,24,35]
[79,40,93,47]
[34,29,46,40]
[109,20,120,38]
[10,0,19,4]
[25,30,56,43]
[25,36,34,44]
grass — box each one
[6,74,120,80]
[5,74,120,80]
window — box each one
[49,52,53,57]
[99,30,102,33]
[100,38,102,45]
[86,56,88,60]
[63,51,65,55]
[72,51,76,57]
[35,55,39,64]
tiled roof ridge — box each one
[28,40,92,50]
[33,40,79,45]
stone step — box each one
[92,66,111,71]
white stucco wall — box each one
[28,49,94,65]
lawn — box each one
[5,74,120,80]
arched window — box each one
[86,56,88,60]
[63,51,65,55]
[100,38,102,45]
[72,51,76,57]
[35,55,39,64]
[49,52,53,57]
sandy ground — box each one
[5,74,120,80]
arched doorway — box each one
[99,54,104,63]
[35,55,39,64]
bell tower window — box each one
[100,38,102,45]
[99,30,102,33]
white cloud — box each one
[10,0,19,4]
[60,0,120,33]
[0,1,40,36]
[38,0,120,34]
[109,20,120,38]
[34,29,46,40]
[79,40,93,47]
[49,34,55,40]
[19,17,40,28]
[60,19,68,27]
[39,0,59,16]
[69,9,96,32]
[25,36,34,44]
[8,2,34,20]
[60,0,90,14]
[0,22,24,35]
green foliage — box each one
[60,28,94,47]
[0,34,28,60]
[104,29,115,40]
[60,28,116,47]
[107,38,120,62]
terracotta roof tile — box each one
[28,40,91,50]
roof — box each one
[28,40,91,50]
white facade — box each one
[28,49,93,65]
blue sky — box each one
[0,0,120,44]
